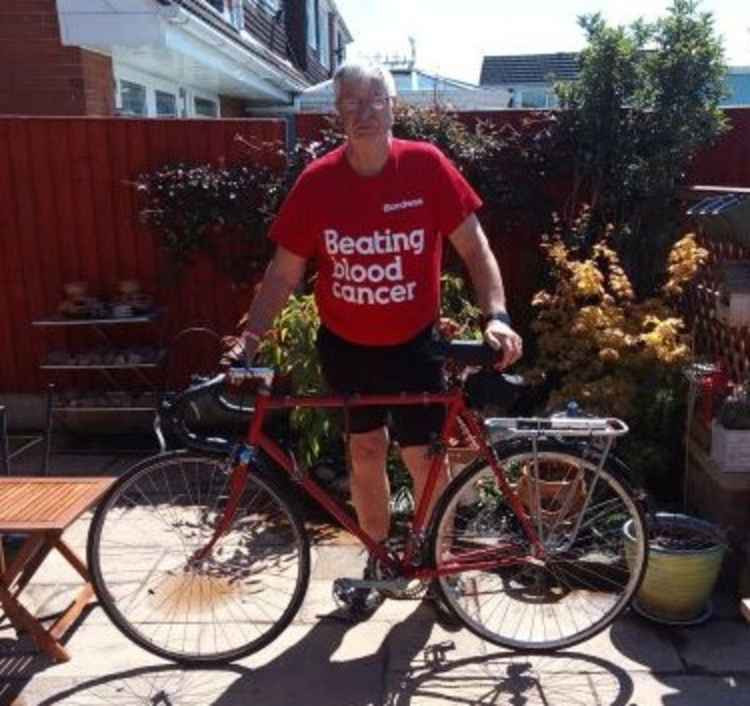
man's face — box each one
[336,75,394,144]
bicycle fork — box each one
[191,445,251,563]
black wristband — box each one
[482,311,512,328]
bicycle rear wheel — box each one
[87,451,310,665]
[430,440,647,651]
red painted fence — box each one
[1,109,749,394]
[0,117,283,393]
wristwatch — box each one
[482,311,512,328]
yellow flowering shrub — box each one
[529,224,707,420]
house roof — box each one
[480,52,580,86]
[326,0,353,41]
[298,77,510,112]
[389,67,478,91]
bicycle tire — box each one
[87,450,311,665]
[429,439,647,651]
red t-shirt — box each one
[268,138,482,345]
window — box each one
[156,91,177,117]
[319,6,330,68]
[205,0,225,12]
[230,0,244,30]
[120,81,147,116]
[521,88,548,108]
[194,97,219,117]
[335,30,345,67]
[306,0,317,49]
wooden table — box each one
[0,477,115,662]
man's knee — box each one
[349,427,388,468]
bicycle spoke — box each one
[90,453,310,663]
[431,446,647,651]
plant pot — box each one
[515,459,587,525]
[623,512,726,625]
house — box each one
[480,52,750,109]
[0,0,353,118]
[299,43,510,112]
[724,67,750,107]
[479,53,578,108]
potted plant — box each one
[624,512,727,624]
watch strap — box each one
[483,311,512,328]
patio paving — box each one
[2,447,750,705]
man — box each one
[224,61,522,618]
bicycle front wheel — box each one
[430,440,647,651]
[88,451,310,665]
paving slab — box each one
[9,620,391,706]
[382,670,750,706]
[310,544,368,580]
[384,664,631,706]
[298,577,433,625]
[4,670,241,706]
[386,609,684,675]
[3,448,749,705]
[10,453,121,478]
[671,619,750,672]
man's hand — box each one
[484,320,523,370]
[219,331,259,371]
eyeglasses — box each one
[338,97,390,114]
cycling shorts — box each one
[316,323,445,447]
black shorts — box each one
[316,324,445,447]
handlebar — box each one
[428,339,502,367]
[159,340,505,454]
[159,371,257,455]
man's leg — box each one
[349,427,391,543]
[400,445,450,526]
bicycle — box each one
[86,339,648,665]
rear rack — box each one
[485,416,629,438]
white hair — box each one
[333,61,397,100]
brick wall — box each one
[0,0,113,116]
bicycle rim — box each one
[430,442,647,651]
[88,451,310,664]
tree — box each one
[554,0,728,294]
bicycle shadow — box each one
[28,604,636,706]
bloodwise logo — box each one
[324,228,424,305]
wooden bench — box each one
[0,477,114,662]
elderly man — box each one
[225,61,522,619]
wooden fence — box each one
[1,108,749,393]
[0,117,283,393]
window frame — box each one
[194,95,220,118]
[114,65,220,119]
[155,89,178,118]
[118,79,148,117]
[306,0,318,50]
[318,2,330,68]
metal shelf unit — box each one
[33,310,168,470]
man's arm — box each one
[448,213,523,368]
[223,245,307,366]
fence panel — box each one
[1,109,748,393]
[0,116,285,392]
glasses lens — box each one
[340,97,389,114]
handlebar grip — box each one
[429,339,501,367]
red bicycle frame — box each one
[213,386,548,580]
